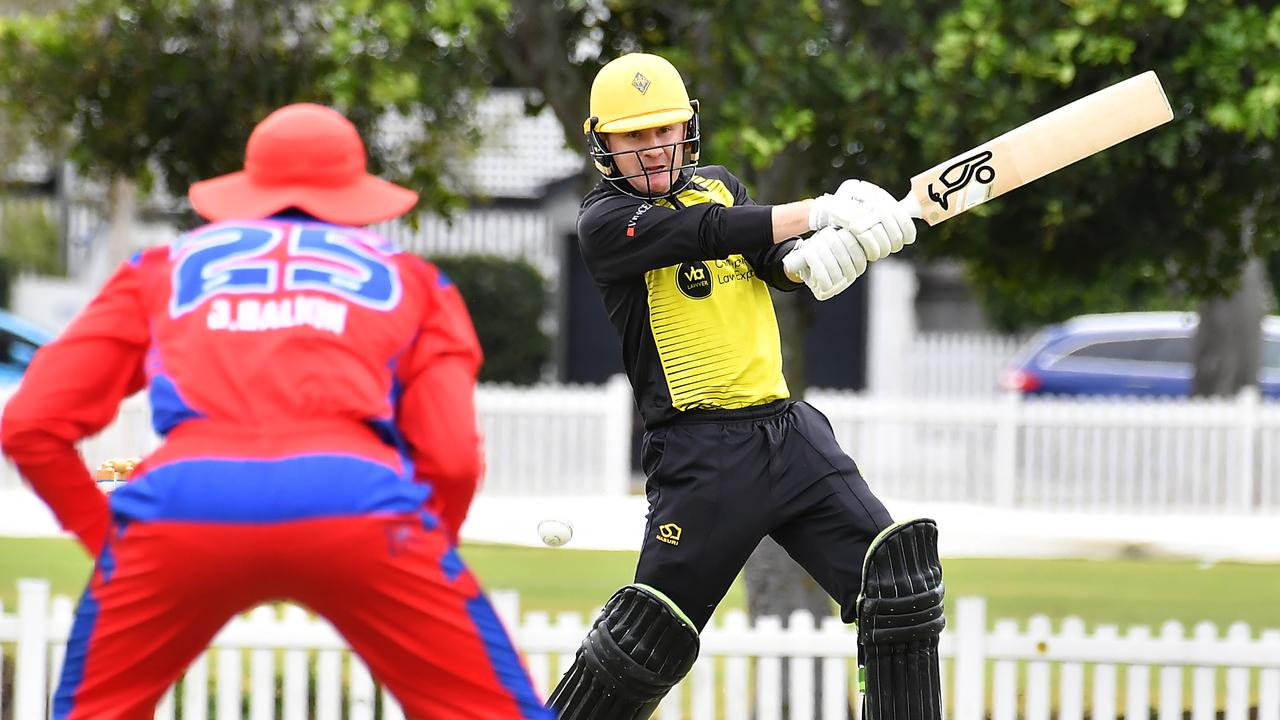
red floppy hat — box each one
[188,103,418,226]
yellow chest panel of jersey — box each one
[644,177,790,411]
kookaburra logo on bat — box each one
[927,150,996,210]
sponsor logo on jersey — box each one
[656,522,682,546]
[712,257,756,284]
[626,202,652,237]
[676,261,713,299]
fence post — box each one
[490,589,521,630]
[866,258,917,396]
[952,596,987,720]
[1237,386,1260,512]
[602,374,634,496]
[15,579,51,720]
[993,392,1021,507]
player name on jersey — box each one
[205,294,348,335]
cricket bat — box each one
[900,70,1173,225]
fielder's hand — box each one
[809,179,917,261]
[783,226,867,301]
[95,457,141,493]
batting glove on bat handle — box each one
[783,227,866,301]
[898,193,924,220]
[808,194,838,232]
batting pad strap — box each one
[861,586,945,616]
[860,586,946,644]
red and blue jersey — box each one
[1,217,484,555]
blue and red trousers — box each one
[54,448,549,720]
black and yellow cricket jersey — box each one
[578,165,804,429]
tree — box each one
[580,2,1280,396]
[545,2,1280,399]
[0,0,507,276]
[896,0,1280,396]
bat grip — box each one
[898,192,923,220]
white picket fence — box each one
[473,375,633,496]
[2,579,1278,720]
[0,376,636,498]
[811,387,1280,513]
[3,380,1279,514]
[902,332,1025,398]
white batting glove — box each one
[782,226,868,301]
[809,179,917,261]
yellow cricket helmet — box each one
[584,53,701,198]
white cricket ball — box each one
[537,519,574,547]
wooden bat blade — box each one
[901,71,1174,225]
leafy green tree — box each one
[0,0,74,12]
[0,0,507,272]
[908,0,1279,397]
[429,255,551,385]
[515,0,1279,384]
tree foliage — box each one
[0,199,61,275]
[495,1,1279,330]
[0,0,508,212]
[912,0,1280,329]
[3,2,1276,334]
[429,254,550,385]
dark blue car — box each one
[0,310,53,386]
[1001,311,1280,398]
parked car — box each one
[1001,311,1280,398]
[0,310,53,386]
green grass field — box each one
[3,537,1277,632]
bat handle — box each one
[898,192,923,220]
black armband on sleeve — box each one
[707,205,774,257]
[580,196,777,282]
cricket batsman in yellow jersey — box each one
[547,53,946,720]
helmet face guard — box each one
[586,100,701,200]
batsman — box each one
[546,52,945,719]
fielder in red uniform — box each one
[0,103,551,720]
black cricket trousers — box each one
[633,399,894,630]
